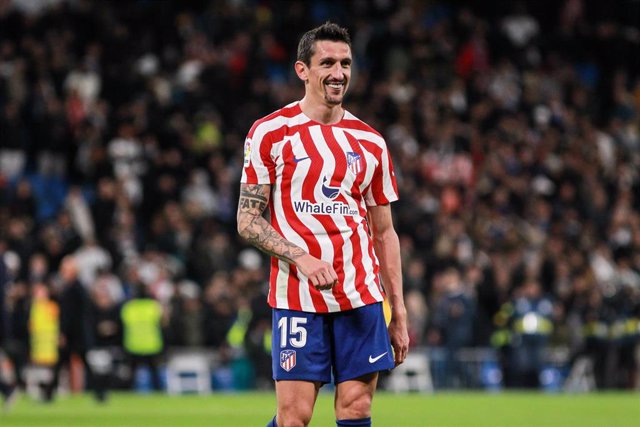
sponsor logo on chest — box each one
[292,176,359,216]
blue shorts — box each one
[272,302,394,384]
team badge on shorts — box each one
[280,350,297,372]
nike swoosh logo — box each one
[368,352,388,363]
[294,156,310,163]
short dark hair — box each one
[296,22,351,66]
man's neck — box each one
[299,97,344,125]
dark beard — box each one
[324,91,342,105]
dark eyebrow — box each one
[319,56,352,64]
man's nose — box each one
[330,64,345,79]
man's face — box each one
[302,40,352,106]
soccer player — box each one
[237,22,409,427]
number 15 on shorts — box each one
[278,316,308,348]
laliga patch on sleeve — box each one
[243,138,252,167]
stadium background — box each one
[0,0,639,410]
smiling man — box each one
[237,22,409,427]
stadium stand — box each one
[0,0,639,394]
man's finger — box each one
[309,275,320,288]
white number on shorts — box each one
[278,316,308,348]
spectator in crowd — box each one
[493,279,556,388]
[0,246,18,408]
[28,281,60,402]
[121,284,165,392]
[202,272,237,349]
[52,255,91,395]
[86,280,123,402]
[166,280,204,348]
[3,261,29,393]
[428,267,476,388]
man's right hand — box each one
[294,253,338,290]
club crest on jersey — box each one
[347,152,362,175]
[280,350,296,372]
[243,138,252,167]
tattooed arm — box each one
[237,183,338,289]
[237,183,305,263]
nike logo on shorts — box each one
[368,352,388,363]
[294,155,310,163]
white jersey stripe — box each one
[275,259,291,309]
[298,277,314,312]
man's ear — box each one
[294,61,308,83]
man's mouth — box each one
[326,81,344,90]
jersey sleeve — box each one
[240,121,276,185]
[364,139,399,206]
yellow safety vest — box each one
[227,307,251,349]
[583,321,608,339]
[29,299,60,366]
[513,312,553,335]
[121,299,163,355]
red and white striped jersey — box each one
[241,101,399,313]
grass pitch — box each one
[0,391,638,426]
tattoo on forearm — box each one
[239,197,267,211]
[237,184,305,264]
[244,218,306,263]
[238,185,268,213]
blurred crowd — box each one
[1,0,639,394]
